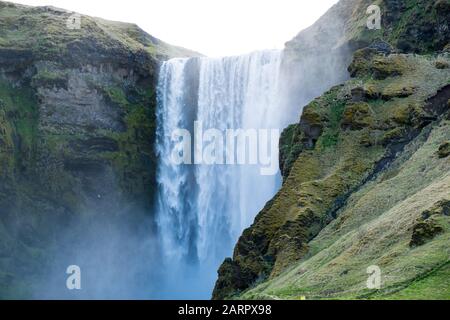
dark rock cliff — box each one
[0,1,196,298]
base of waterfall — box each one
[171,121,280,176]
[156,50,285,299]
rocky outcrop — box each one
[410,199,449,247]
[438,141,450,158]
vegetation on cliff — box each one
[214,0,450,300]
[0,1,195,298]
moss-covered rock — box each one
[214,51,450,300]
[444,43,450,53]
[410,200,449,247]
[435,60,450,69]
[0,0,198,297]
[299,105,325,148]
[438,141,450,158]
[214,0,450,300]
[372,55,409,80]
[348,51,411,81]
[348,48,379,78]
[381,85,417,100]
[410,221,444,248]
[341,102,375,130]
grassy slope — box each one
[376,262,450,300]
[240,54,450,300]
[0,1,198,59]
[213,0,450,300]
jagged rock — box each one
[299,106,324,148]
[348,51,409,80]
[410,220,444,247]
[421,200,450,219]
[381,127,406,146]
[372,55,408,80]
[279,124,303,178]
[212,258,248,300]
[351,87,366,102]
[348,48,379,78]
[368,40,395,55]
[363,84,381,100]
[0,1,197,297]
[381,86,417,100]
[410,200,449,247]
[341,102,374,130]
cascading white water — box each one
[155,50,286,298]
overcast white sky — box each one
[11,0,338,57]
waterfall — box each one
[155,50,286,298]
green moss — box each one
[218,53,450,301]
[31,69,68,89]
[104,86,129,107]
[0,80,39,166]
[375,262,450,300]
[317,95,346,149]
[279,124,303,177]
[0,0,199,298]
[438,141,450,158]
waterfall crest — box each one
[155,50,285,298]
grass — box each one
[378,262,450,300]
[0,1,199,59]
[0,80,38,160]
[103,86,129,107]
[233,53,450,300]
[242,118,450,300]
[317,95,346,149]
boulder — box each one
[368,40,395,55]
[435,60,450,69]
[410,220,444,247]
[351,87,366,102]
[438,141,450,158]
[372,55,408,80]
[348,48,378,78]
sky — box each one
[11,0,339,57]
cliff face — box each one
[0,1,195,298]
[213,0,450,300]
